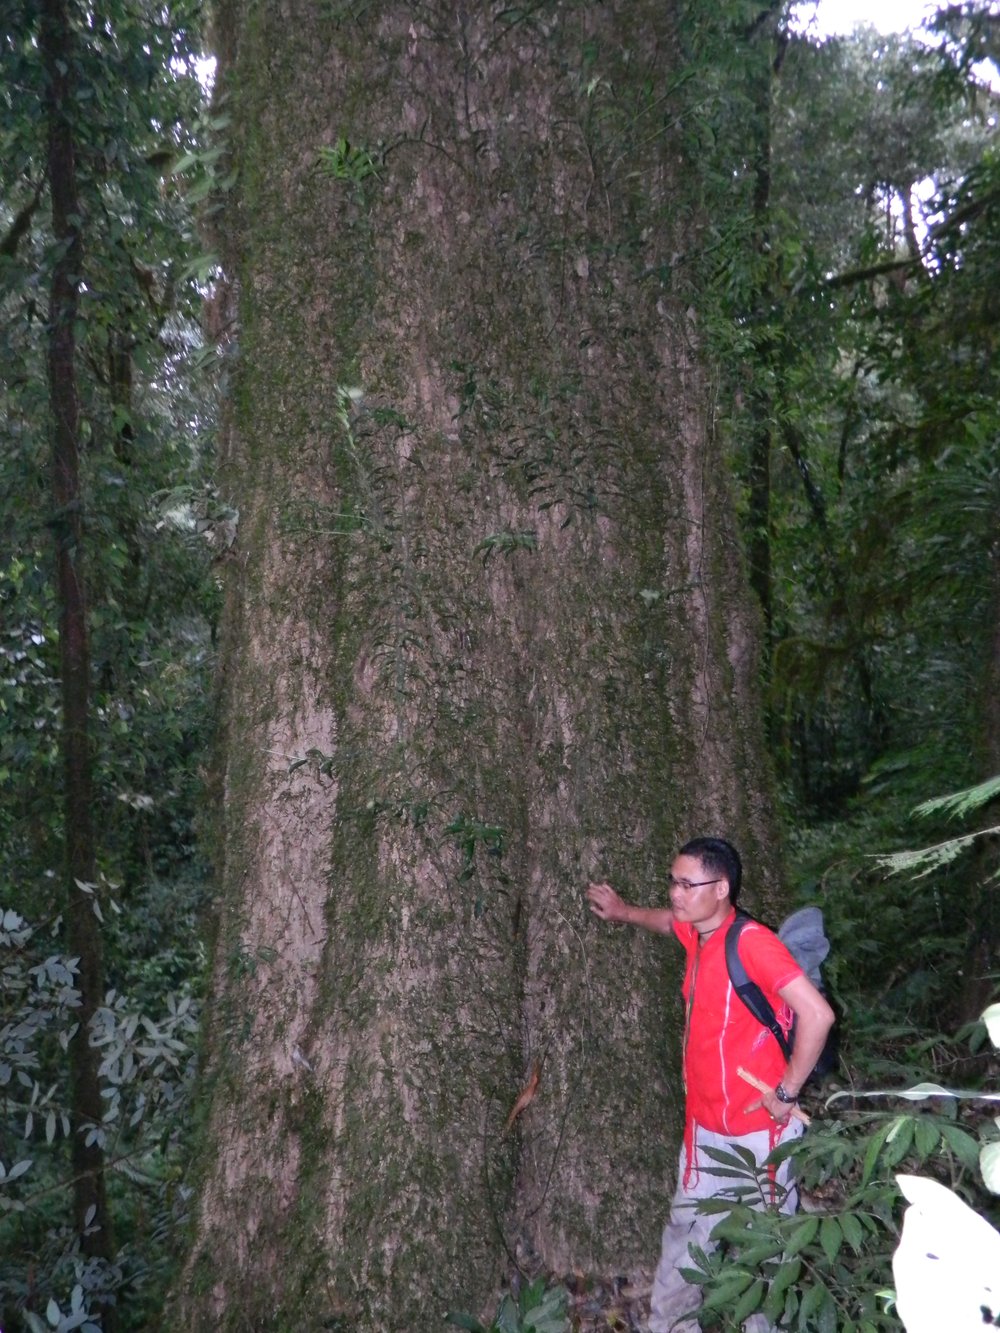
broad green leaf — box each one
[939,1121,982,1169]
[884,1117,915,1166]
[862,1117,898,1185]
[799,1280,830,1322]
[913,1116,940,1159]
[495,1294,520,1333]
[770,1256,802,1297]
[698,1195,745,1213]
[701,1143,760,1170]
[762,1280,792,1326]
[820,1215,843,1263]
[732,1277,765,1323]
[840,1211,865,1253]
[443,1312,486,1332]
[738,1239,785,1265]
[701,1273,754,1310]
[784,1214,819,1256]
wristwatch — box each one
[775,1083,798,1104]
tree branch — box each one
[0,179,45,259]
[825,255,920,290]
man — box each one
[587,836,835,1333]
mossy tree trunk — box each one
[174,2,783,1328]
[958,534,1000,1024]
[41,0,114,1271]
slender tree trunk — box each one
[956,529,1000,1024]
[173,4,783,1328]
[40,0,113,1267]
[739,6,785,657]
[983,535,1000,775]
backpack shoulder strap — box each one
[725,911,792,1060]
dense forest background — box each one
[0,0,998,1328]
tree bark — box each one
[40,0,114,1268]
[173,3,783,1328]
[957,525,1000,1024]
[744,7,785,651]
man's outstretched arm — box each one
[586,882,675,935]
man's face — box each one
[668,853,731,926]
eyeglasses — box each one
[666,874,723,892]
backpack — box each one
[725,906,838,1082]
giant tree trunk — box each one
[174,3,783,1328]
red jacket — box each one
[674,908,802,1138]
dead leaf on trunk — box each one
[504,1060,541,1133]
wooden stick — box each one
[737,1066,812,1125]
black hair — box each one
[678,836,743,905]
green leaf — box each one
[701,1273,754,1310]
[737,1239,785,1266]
[732,1277,765,1323]
[799,1279,830,1322]
[862,1118,898,1186]
[701,1143,760,1170]
[520,1279,568,1333]
[883,1116,915,1166]
[840,1211,865,1253]
[913,775,1000,821]
[873,829,993,878]
[913,1115,941,1159]
[443,1313,486,1333]
[699,1184,754,1203]
[772,1255,802,1297]
[820,1215,843,1263]
[784,1214,819,1256]
[940,1121,982,1169]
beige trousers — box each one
[648,1119,804,1333]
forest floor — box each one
[565,1271,649,1331]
